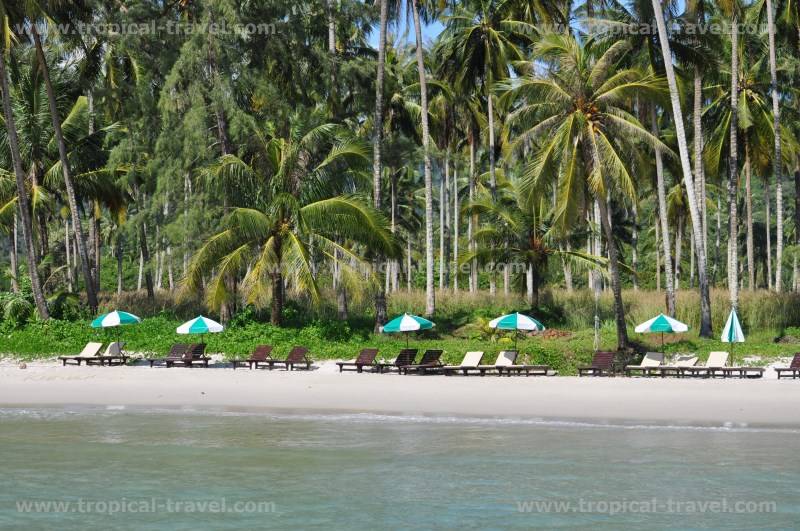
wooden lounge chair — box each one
[263,346,312,370]
[578,351,616,377]
[376,349,418,373]
[648,354,698,377]
[399,349,444,374]
[624,352,664,377]
[231,345,273,370]
[719,365,765,378]
[680,351,728,378]
[336,349,379,373]
[59,342,104,366]
[775,354,800,379]
[442,351,485,375]
[94,342,129,366]
[467,351,519,376]
[147,344,189,367]
[496,351,551,376]
[170,343,210,368]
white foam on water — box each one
[1,406,797,435]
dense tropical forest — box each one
[1,0,799,358]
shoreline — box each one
[2,360,800,429]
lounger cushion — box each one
[706,351,729,367]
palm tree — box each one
[0,6,48,318]
[436,0,532,197]
[501,33,666,350]
[372,0,390,331]
[765,0,784,291]
[190,111,399,324]
[27,7,98,311]
[409,0,436,316]
[650,0,713,337]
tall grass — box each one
[100,287,800,335]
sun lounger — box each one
[147,344,189,367]
[624,352,664,377]
[399,349,444,374]
[94,342,129,366]
[495,351,551,376]
[376,349,418,373]
[59,342,104,366]
[336,348,379,373]
[231,345,273,370]
[775,354,800,379]
[719,365,765,378]
[680,351,729,378]
[578,351,616,376]
[167,343,210,368]
[262,346,312,370]
[442,351,485,375]
[649,354,698,377]
[466,350,518,376]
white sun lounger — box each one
[442,351,484,375]
[680,351,729,378]
[624,352,665,376]
[58,342,103,366]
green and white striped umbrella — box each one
[177,315,224,335]
[91,310,142,328]
[635,313,688,350]
[489,312,545,331]
[488,312,545,349]
[176,315,223,351]
[721,309,745,344]
[381,313,435,347]
[721,308,744,366]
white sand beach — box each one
[2,359,800,428]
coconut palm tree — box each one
[372,0,390,331]
[26,4,98,312]
[500,33,666,350]
[650,0,713,337]
[188,110,400,324]
[0,6,48,318]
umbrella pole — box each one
[661,332,664,352]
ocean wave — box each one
[1,405,798,434]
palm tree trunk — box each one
[765,175,772,290]
[439,175,445,289]
[487,73,496,197]
[795,164,800,290]
[468,136,477,293]
[714,194,722,285]
[745,138,755,290]
[674,216,683,291]
[65,218,74,292]
[597,196,629,350]
[651,107,675,315]
[651,0,713,336]
[443,152,450,289]
[655,220,661,292]
[694,66,708,260]
[411,0,435,317]
[406,236,412,292]
[452,163,459,293]
[632,202,639,290]
[31,26,97,312]
[116,234,123,295]
[10,211,19,293]
[727,15,740,308]
[391,170,399,292]
[0,50,48,319]
[766,0,783,291]
[138,221,154,300]
[371,0,389,330]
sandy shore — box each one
[2,360,800,428]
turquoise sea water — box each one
[1,407,799,530]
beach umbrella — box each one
[381,313,435,347]
[634,313,689,350]
[90,310,142,343]
[721,308,745,365]
[489,312,545,350]
[176,315,224,346]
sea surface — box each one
[0,407,798,530]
